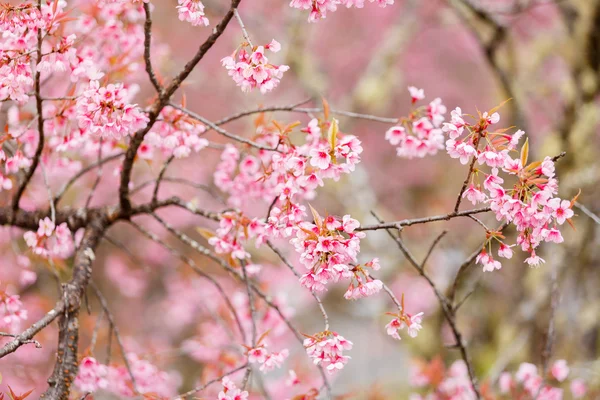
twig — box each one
[118,0,243,214]
[266,240,329,331]
[89,281,140,395]
[574,202,600,225]
[129,221,246,342]
[54,152,125,204]
[454,152,479,213]
[370,211,482,399]
[421,230,448,269]
[240,259,256,390]
[152,155,175,205]
[357,207,491,231]
[173,363,248,399]
[143,2,162,92]
[0,332,41,349]
[84,139,104,209]
[233,9,253,48]
[11,16,45,215]
[170,103,279,152]
[0,303,63,358]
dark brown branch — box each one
[421,230,448,269]
[118,0,242,215]
[174,363,248,399]
[152,155,175,205]
[41,216,107,399]
[54,152,125,205]
[357,207,491,231]
[0,304,63,358]
[12,12,45,215]
[170,103,280,151]
[143,2,162,93]
[89,282,140,394]
[371,211,482,399]
[213,98,313,126]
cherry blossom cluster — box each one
[289,209,365,292]
[214,116,362,213]
[410,358,589,400]
[23,217,74,259]
[143,105,209,159]
[444,107,574,270]
[385,297,424,340]
[387,88,574,271]
[221,40,289,94]
[0,289,28,333]
[303,331,353,373]
[384,87,447,159]
[343,258,384,300]
[74,354,177,398]
[76,80,148,139]
[289,0,394,22]
[177,0,209,26]
[219,377,249,400]
[72,0,146,80]
[496,360,585,399]
[208,211,268,260]
[246,342,290,373]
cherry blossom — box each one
[76,80,148,139]
[177,0,209,26]
[222,41,289,94]
[304,331,353,373]
[384,87,446,159]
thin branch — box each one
[266,240,329,331]
[213,98,313,126]
[11,15,45,215]
[574,202,600,225]
[454,153,479,213]
[448,222,510,304]
[421,230,448,270]
[170,103,279,152]
[153,155,175,205]
[357,207,491,231]
[118,0,243,214]
[371,211,481,399]
[84,139,104,209]
[0,332,41,348]
[54,152,125,204]
[233,9,253,48]
[240,259,256,390]
[89,281,140,394]
[129,221,246,342]
[173,363,248,399]
[143,2,162,92]
[0,304,63,359]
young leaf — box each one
[308,204,323,229]
[327,118,339,149]
[488,98,512,115]
[520,138,529,167]
[196,227,215,240]
[322,97,330,121]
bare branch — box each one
[89,281,140,394]
[119,0,243,215]
[357,207,491,231]
[371,211,481,399]
[0,305,61,358]
[173,363,248,399]
[143,2,162,93]
[11,13,45,215]
[170,103,280,151]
